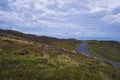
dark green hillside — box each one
[88,41,120,62]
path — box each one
[76,42,120,68]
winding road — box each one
[76,42,120,68]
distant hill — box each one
[0,29,79,43]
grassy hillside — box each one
[0,30,120,80]
[46,40,80,50]
[0,29,80,50]
[88,41,120,62]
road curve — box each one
[76,42,120,68]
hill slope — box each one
[88,41,120,62]
[0,29,80,50]
[0,29,120,80]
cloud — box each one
[101,13,120,24]
[0,0,120,40]
[101,5,120,24]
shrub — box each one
[18,49,30,55]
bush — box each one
[18,49,30,55]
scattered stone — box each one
[71,50,76,53]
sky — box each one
[0,0,120,40]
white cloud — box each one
[101,13,120,24]
[0,0,84,28]
[85,0,120,14]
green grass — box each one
[88,41,120,62]
[0,37,120,80]
[46,41,80,50]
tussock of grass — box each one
[46,41,80,50]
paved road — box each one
[76,42,120,68]
[76,42,93,57]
